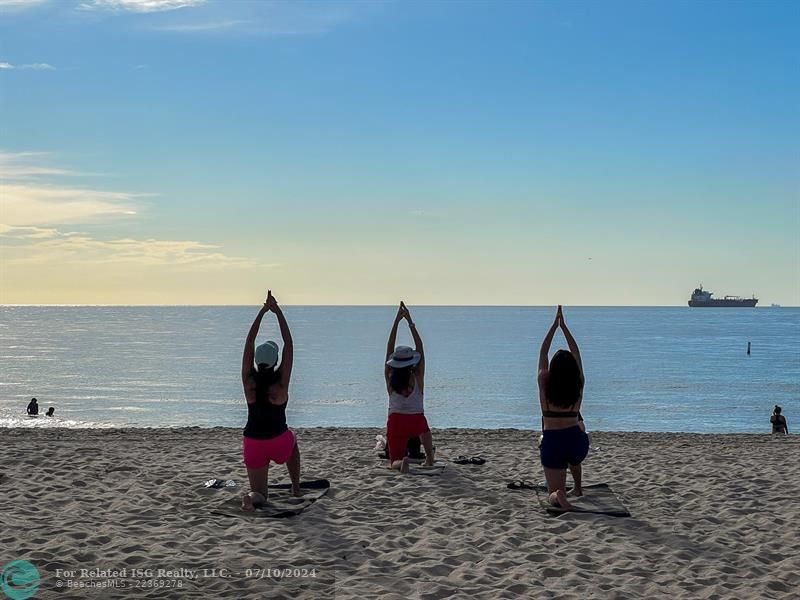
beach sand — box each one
[2,428,798,599]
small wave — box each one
[312,398,364,406]
[0,416,116,429]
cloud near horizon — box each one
[0,226,255,268]
[0,151,255,270]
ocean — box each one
[1,306,797,433]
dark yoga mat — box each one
[211,479,330,519]
[532,483,631,517]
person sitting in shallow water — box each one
[240,290,301,512]
[46,407,55,417]
[384,301,435,473]
[771,406,789,434]
[538,305,590,510]
[26,398,39,416]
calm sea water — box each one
[0,306,797,433]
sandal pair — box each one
[506,480,537,490]
[453,456,486,465]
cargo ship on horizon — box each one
[688,286,758,308]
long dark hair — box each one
[544,349,583,408]
[389,366,414,395]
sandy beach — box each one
[2,427,798,599]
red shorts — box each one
[387,413,430,461]
[242,430,296,469]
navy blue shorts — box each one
[540,425,589,470]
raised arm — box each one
[403,302,425,380]
[558,307,584,380]
[385,304,404,380]
[539,307,560,375]
[269,294,293,388]
[242,298,269,382]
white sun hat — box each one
[255,340,279,368]
[386,345,421,368]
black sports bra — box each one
[542,394,581,419]
[542,410,580,418]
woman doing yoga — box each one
[538,305,589,510]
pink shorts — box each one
[242,430,296,469]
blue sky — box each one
[1,0,798,305]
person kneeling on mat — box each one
[384,302,435,473]
[537,305,590,510]
[240,290,302,511]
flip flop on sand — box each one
[204,479,235,489]
[507,480,537,490]
[453,456,486,465]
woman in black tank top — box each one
[240,291,301,511]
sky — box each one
[0,0,798,306]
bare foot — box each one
[549,490,575,510]
[423,458,435,467]
[567,487,583,497]
[291,484,302,497]
[400,457,410,474]
[241,494,255,512]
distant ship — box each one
[688,286,758,307]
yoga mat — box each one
[533,483,631,517]
[375,454,429,464]
[375,461,447,475]
[211,479,330,519]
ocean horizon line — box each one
[2,303,796,309]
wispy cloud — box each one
[154,18,248,32]
[1,227,254,268]
[0,151,141,225]
[0,0,49,10]
[0,151,253,269]
[149,0,387,36]
[0,62,56,70]
[0,225,59,239]
[2,182,144,227]
[0,151,83,178]
[78,0,206,13]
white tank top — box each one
[388,378,424,415]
